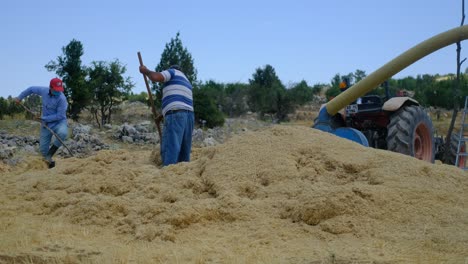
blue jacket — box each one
[18,86,68,128]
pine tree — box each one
[152,32,198,104]
[45,39,89,120]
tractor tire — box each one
[387,105,435,163]
[447,133,466,168]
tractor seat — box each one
[355,95,384,113]
[361,95,382,105]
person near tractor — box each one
[340,77,362,105]
[139,64,194,166]
[339,79,349,92]
[14,77,68,168]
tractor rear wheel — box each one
[447,133,466,168]
[387,105,435,163]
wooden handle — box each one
[137,51,144,66]
[19,103,74,157]
[137,52,162,141]
[137,52,154,102]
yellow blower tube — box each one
[326,25,468,116]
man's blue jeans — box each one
[161,110,194,166]
[39,121,68,158]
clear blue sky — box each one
[0,0,463,98]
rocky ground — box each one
[0,101,461,168]
[0,101,274,167]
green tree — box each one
[326,72,360,101]
[6,96,22,118]
[195,80,226,126]
[23,94,42,119]
[326,73,342,101]
[288,80,314,106]
[330,73,341,88]
[248,64,291,121]
[45,39,89,120]
[424,81,452,108]
[193,87,225,128]
[461,75,468,102]
[0,97,7,120]
[87,60,134,127]
[200,80,226,112]
[396,76,417,91]
[311,83,326,95]
[413,74,436,106]
[343,73,354,85]
[276,88,294,122]
[224,82,249,117]
[354,69,366,83]
[126,91,148,103]
[152,32,198,104]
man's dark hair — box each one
[170,65,181,71]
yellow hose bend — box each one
[326,25,468,115]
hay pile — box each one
[1,125,467,263]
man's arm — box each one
[16,86,47,102]
[139,65,165,82]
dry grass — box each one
[1,103,468,263]
[0,119,41,136]
[1,123,468,263]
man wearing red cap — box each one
[15,78,68,168]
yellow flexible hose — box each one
[326,25,468,115]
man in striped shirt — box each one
[139,65,195,166]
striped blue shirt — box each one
[161,69,194,116]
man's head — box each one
[170,65,181,71]
[49,78,64,92]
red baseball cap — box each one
[50,77,64,92]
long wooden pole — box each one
[137,52,162,141]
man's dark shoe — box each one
[46,145,59,159]
[48,160,56,169]
[45,145,59,169]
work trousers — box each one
[161,110,194,166]
[39,121,68,158]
